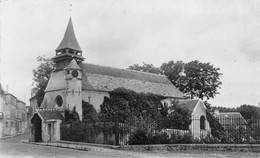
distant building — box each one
[215,111,247,129]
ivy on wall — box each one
[100,88,165,121]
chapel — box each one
[30,18,187,142]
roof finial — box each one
[68,0,72,16]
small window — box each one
[6,122,8,127]
[200,115,206,130]
[55,95,63,107]
[71,70,79,78]
[88,97,91,103]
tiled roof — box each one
[80,63,185,98]
[37,109,64,121]
[178,99,199,113]
[45,62,185,98]
[217,112,247,125]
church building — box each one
[30,18,186,142]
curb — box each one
[58,140,120,149]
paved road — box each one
[0,134,132,158]
[1,134,260,158]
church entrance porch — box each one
[30,109,64,142]
[31,113,42,142]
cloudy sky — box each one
[0,0,260,107]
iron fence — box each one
[60,117,260,145]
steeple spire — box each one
[56,17,82,52]
[52,17,84,70]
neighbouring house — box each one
[29,17,187,142]
[166,99,211,139]
[0,85,4,137]
[0,84,29,138]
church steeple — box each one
[52,17,84,70]
[56,17,82,52]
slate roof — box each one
[37,109,64,121]
[56,17,82,52]
[178,99,199,113]
[45,62,185,98]
[217,112,247,125]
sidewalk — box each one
[0,132,29,140]
[21,140,159,158]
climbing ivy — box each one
[100,88,165,121]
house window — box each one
[6,122,8,127]
[200,115,206,130]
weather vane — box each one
[69,0,72,16]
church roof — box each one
[36,109,64,121]
[64,59,81,70]
[45,62,185,98]
[178,99,199,113]
[56,17,82,52]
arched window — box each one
[200,115,206,130]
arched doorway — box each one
[31,114,42,142]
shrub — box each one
[128,129,149,145]
[170,132,194,144]
[148,132,171,144]
[199,134,220,144]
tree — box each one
[161,60,222,100]
[160,60,186,89]
[237,104,260,121]
[64,107,80,122]
[32,56,53,106]
[166,100,192,130]
[127,63,160,74]
[82,101,98,123]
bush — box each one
[199,134,220,144]
[170,132,194,144]
[148,132,171,144]
[128,129,149,145]
[128,129,171,145]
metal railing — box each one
[60,117,260,145]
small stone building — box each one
[178,99,211,138]
[30,109,64,142]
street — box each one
[1,133,260,158]
[0,134,133,158]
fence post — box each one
[115,118,119,145]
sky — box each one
[0,0,260,107]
